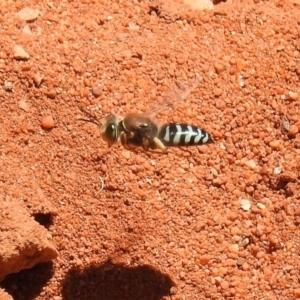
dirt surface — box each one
[1,0,300,299]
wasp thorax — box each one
[101,114,119,145]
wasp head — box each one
[101,114,119,146]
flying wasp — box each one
[80,80,214,152]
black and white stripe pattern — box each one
[158,124,213,147]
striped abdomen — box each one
[158,124,213,147]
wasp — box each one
[80,80,214,152]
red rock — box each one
[41,115,55,129]
[0,197,58,281]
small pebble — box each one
[137,78,148,89]
[214,276,222,284]
[220,280,229,289]
[286,241,293,251]
[229,66,237,75]
[244,159,256,170]
[16,7,41,21]
[288,125,298,137]
[228,244,239,253]
[230,226,241,235]
[121,150,131,160]
[213,88,223,97]
[269,140,280,149]
[257,202,266,209]
[273,167,281,175]
[215,99,226,109]
[45,90,57,99]
[41,116,55,129]
[92,86,102,97]
[198,254,210,265]
[183,0,214,9]
[18,99,30,112]
[237,257,245,266]
[214,62,224,74]
[288,91,298,100]
[13,45,30,60]
[236,58,247,71]
[256,251,265,259]
[249,138,260,146]
[33,73,44,87]
[240,199,251,211]
[4,81,13,92]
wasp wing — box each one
[144,77,201,118]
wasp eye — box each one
[103,123,117,145]
[101,114,118,145]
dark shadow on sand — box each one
[61,261,174,300]
[0,262,54,300]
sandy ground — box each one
[1,0,300,299]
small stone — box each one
[288,125,298,137]
[269,140,280,149]
[236,58,247,71]
[240,237,250,247]
[237,257,245,266]
[230,226,241,235]
[41,116,55,129]
[244,159,256,170]
[214,62,224,74]
[256,251,264,259]
[121,150,131,160]
[183,0,214,10]
[215,99,226,109]
[273,167,281,175]
[249,139,260,146]
[286,241,293,251]
[179,271,185,279]
[33,73,44,87]
[229,67,237,75]
[45,90,56,99]
[214,276,222,284]
[92,86,102,97]
[137,78,148,89]
[18,99,30,112]
[240,199,251,211]
[4,81,13,92]
[13,45,30,60]
[16,7,41,21]
[198,254,210,265]
[288,91,298,100]
[213,88,223,97]
[220,280,229,289]
[257,202,266,209]
[228,244,239,253]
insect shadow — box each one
[61,261,174,300]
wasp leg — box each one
[142,138,150,151]
[153,137,167,152]
[120,131,130,149]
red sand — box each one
[1,0,300,299]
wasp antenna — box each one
[79,118,102,126]
[79,106,103,126]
